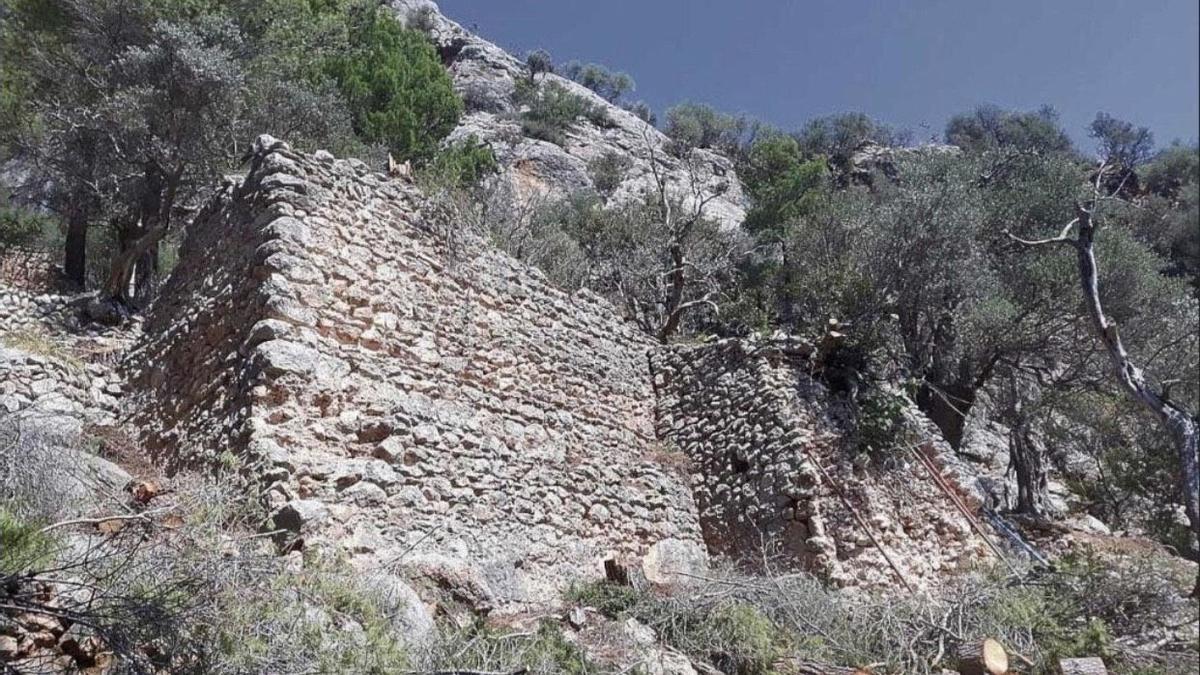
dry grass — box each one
[1,329,84,372]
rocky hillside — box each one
[388,0,748,230]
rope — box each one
[801,448,916,593]
[982,507,1051,567]
[908,443,1020,574]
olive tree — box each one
[1008,163,1200,568]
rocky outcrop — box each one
[127,137,706,610]
[653,337,993,589]
[387,1,748,230]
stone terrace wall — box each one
[653,338,991,590]
[128,137,704,610]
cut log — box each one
[1058,657,1107,675]
[957,638,1008,675]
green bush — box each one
[565,579,642,617]
[421,619,599,674]
[562,60,634,103]
[588,150,633,196]
[663,102,746,153]
[795,111,899,165]
[210,559,411,674]
[0,507,54,574]
[325,8,462,162]
[425,135,498,187]
[524,48,553,81]
[514,79,608,145]
[0,199,58,252]
[945,104,1074,155]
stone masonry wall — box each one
[128,137,705,610]
[653,338,992,590]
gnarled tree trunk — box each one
[1072,207,1199,566]
[1009,192,1199,580]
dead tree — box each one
[639,125,732,342]
[1006,163,1200,573]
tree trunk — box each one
[1073,209,1200,567]
[132,241,158,305]
[956,638,1009,675]
[62,133,97,289]
[1010,418,1048,516]
[1006,377,1049,517]
[62,199,89,289]
[105,225,167,303]
[917,381,976,449]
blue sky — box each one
[436,0,1200,151]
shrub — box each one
[0,507,54,573]
[562,558,1195,675]
[562,60,635,102]
[945,105,1074,155]
[622,100,656,125]
[794,112,901,168]
[325,9,462,162]
[565,579,642,617]
[588,150,633,196]
[425,135,498,188]
[663,102,747,154]
[419,620,598,674]
[524,48,553,81]
[0,200,57,252]
[514,79,607,145]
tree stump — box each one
[957,638,1009,675]
[1058,657,1107,675]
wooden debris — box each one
[957,637,1008,675]
[1058,657,1107,675]
[776,658,871,675]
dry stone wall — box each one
[129,137,705,610]
[653,338,992,590]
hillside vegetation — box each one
[1,1,1197,673]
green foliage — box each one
[587,150,633,196]
[622,100,656,125]
[568,580,789,675]
[210,558,410,674]
[424,619,599,674]
[1,0,372,299]
[853,387,910,455]
[0,507,54,574]
[325,9,462,162]
[740,133,828,236]
[663,102,747,153]
[1090,112,1154,168]
[795,112,898,163]
[562,60,635,102]
[945,104,1074,154]
[565,580,642,617]
[524,48,554,81]
[514,78,608,145]
[424,135,498,187]
[1136,144,1200,290]
[0,199,58,251]
[1143,143,1199,198]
